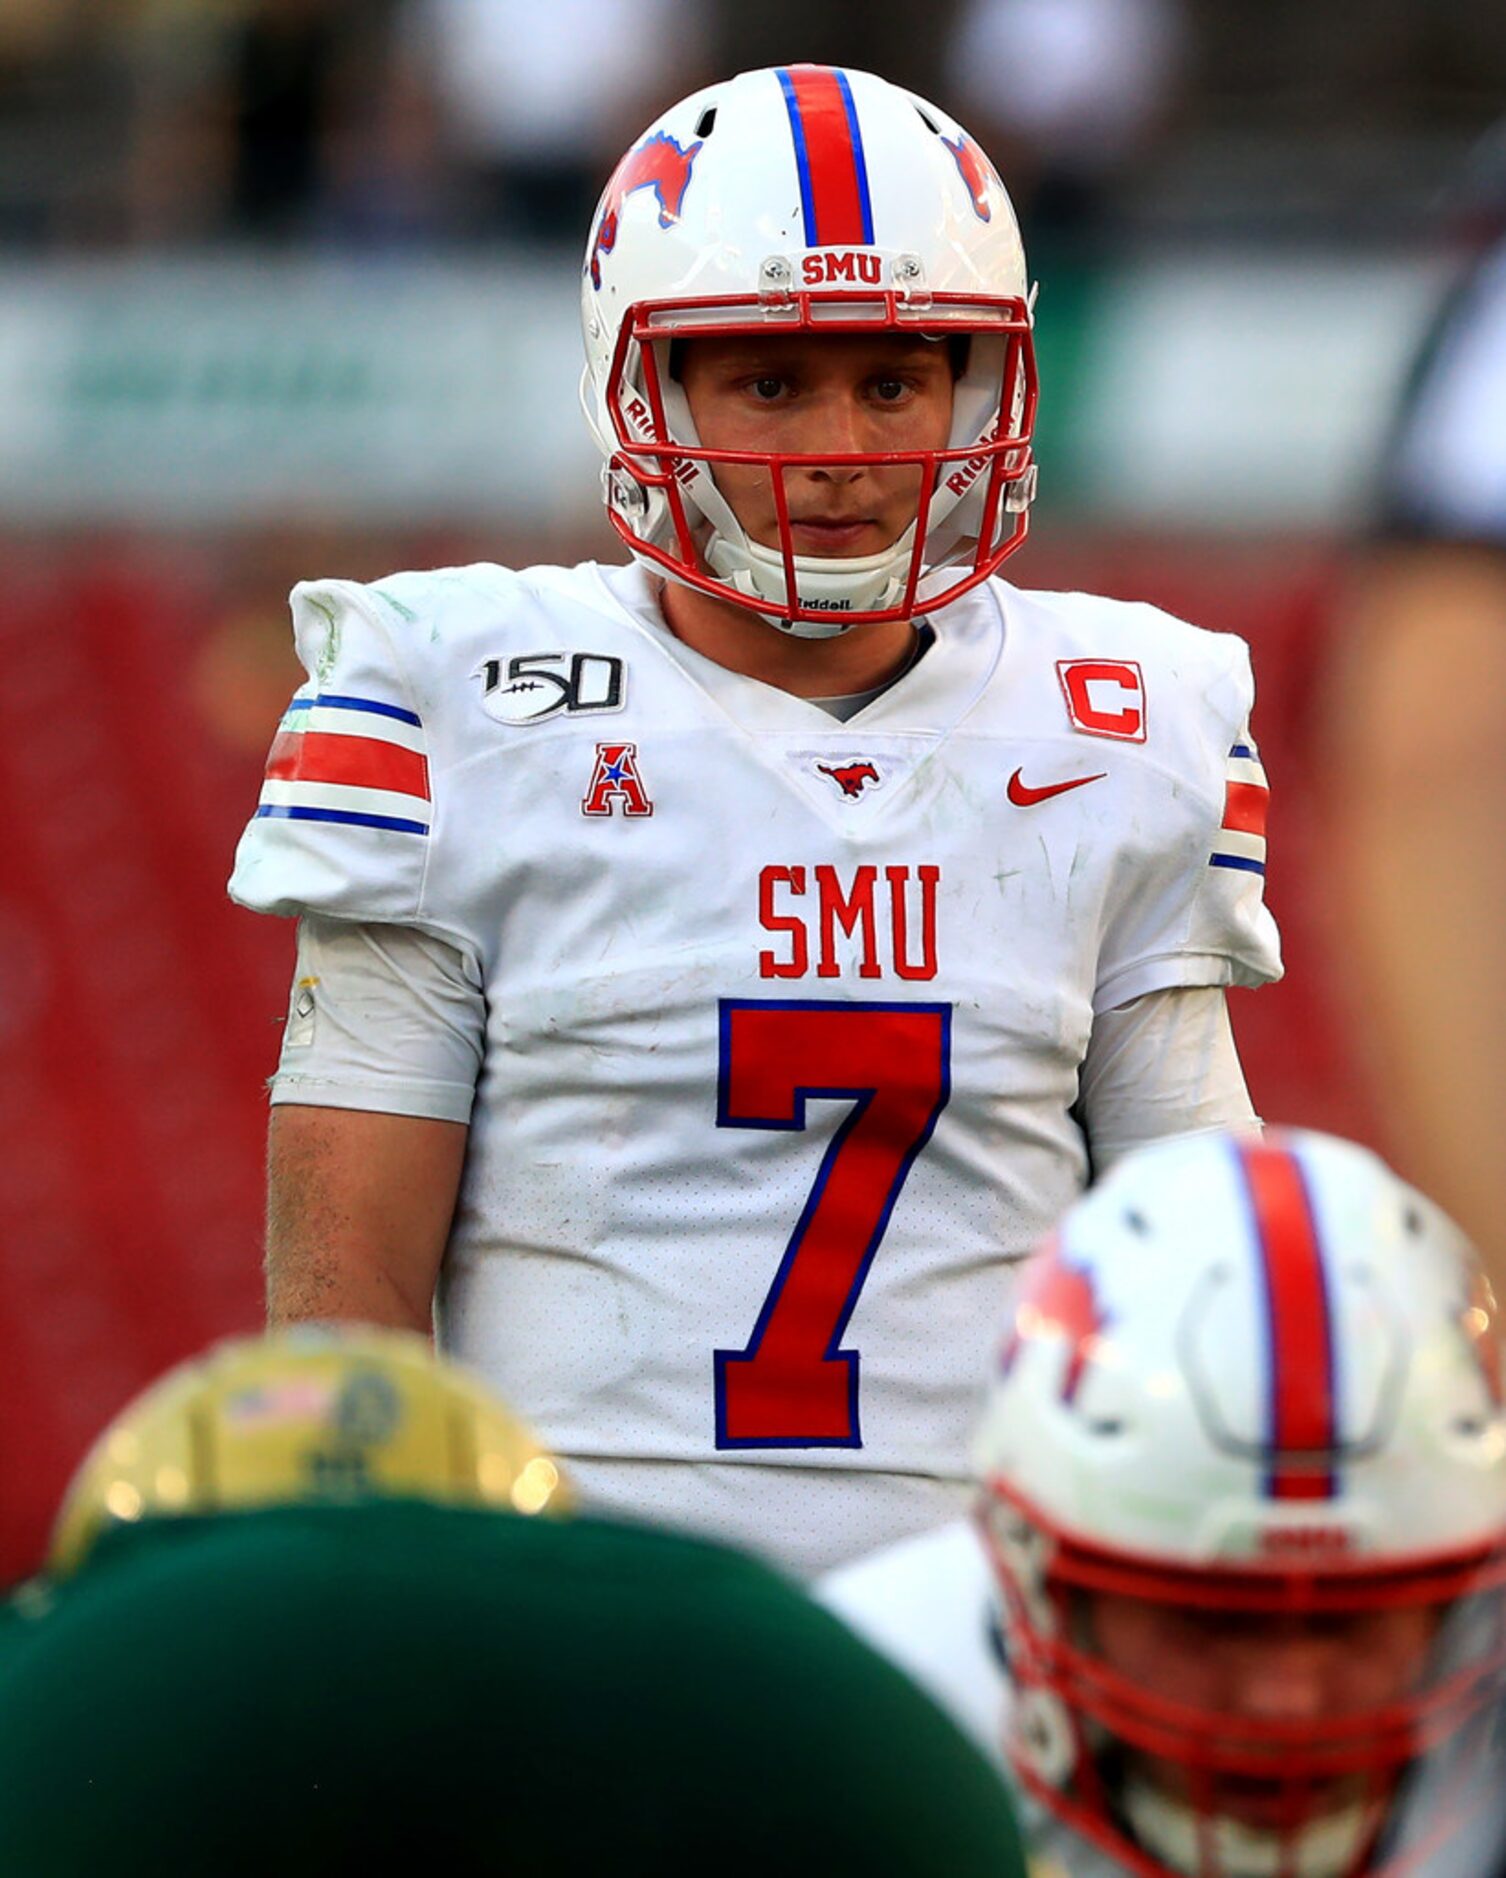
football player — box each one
[230,64,1281,1578]
[820,1128,1506,1877]
[0,1327,1028,1875]
[1328,139,1506,1290]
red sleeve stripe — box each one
[1223,780,1269,839]
[777,65,874,247]
[265,730,431,801]
[1236,1139,1337,1501]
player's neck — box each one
[657,577,919,699]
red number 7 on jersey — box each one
[715,999,952,1448]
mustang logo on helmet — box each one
[942,133,995,223]
[589,131,705,289]
[1000,1236,1110,1404]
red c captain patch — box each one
[582,743,653,817]
[1057,660,1147,743]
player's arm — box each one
[1329,543,1506,1277]
[266,1104,465,1331]
[1077,984,1258,1178]
[262,916,485,1330]
[1325,232,1506,1278]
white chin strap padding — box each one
[704,530,914,636]
[1123,1774,1378,1878]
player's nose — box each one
[1231,1638,1334,1723]
[797,389,871,480]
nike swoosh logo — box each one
[1007,767,1107,806]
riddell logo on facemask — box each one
[946,423,1001,497]
[620,391,695,485]
[798,597,852,611]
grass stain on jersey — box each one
[374,587,418,623]
[305,592,341,686]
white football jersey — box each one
[230,559,1280,1575]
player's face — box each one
[677,333,955,560]
[1088,1592,1440,1829]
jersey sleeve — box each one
[1093,631,1283,1013]
[270,916,485,1123]
[1077,986,1259,1174]
[229,579,435,927]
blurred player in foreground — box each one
[1328,137,1506,1289]
[0,1327,1027,1877]
[230,61,1280,1580]
[821,1129,1506,1877]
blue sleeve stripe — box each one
[1210,853,1266,876]
[255,804,429,836]
[1229,743,1255,760]
[283,693,423,727]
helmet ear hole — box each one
[1012,1684,1077,1787]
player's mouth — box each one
[789,516,880,554]
[1213,1773,1357,1833]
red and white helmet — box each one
[579,64,1037,638]
[975,1128,1506,1878]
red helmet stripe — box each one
[777,65,874,247]
[1236,1138,1337,1499]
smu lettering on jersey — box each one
[230,560,1280,1573]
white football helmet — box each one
[579,63,1037,637]
[975,1128,1506,1878]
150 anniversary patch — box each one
[477,652,626,725]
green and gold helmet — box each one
[48,1325,571,1576]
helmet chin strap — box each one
[704,528,916,637]
[655,365,921,639]
[1122,1773,1380,1878]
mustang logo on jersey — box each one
[478,651,625,726]
[816,760,882,799]
[582,743,653,817]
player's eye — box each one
[746,375,788,401]
[870,377,912,403]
